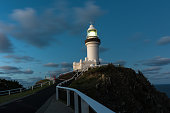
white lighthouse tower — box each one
[73,24,101,70]
[85,24,100,64]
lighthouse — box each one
[85,24,100,64]
[73,24,101,70]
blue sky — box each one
[0,0,170,87]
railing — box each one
[0,80,55,96]
[56,66,115,113]
[58,68,87,86]
[56,86,115,113]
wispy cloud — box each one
[0,33,13,53]
[0,66,19,70]
[0,66,34,74]
[4,55,37,63]
[142,66,161,72]
[44,63,59,67]
[140,56,170,66]
[157,36,170,45]
[61,62,72,68]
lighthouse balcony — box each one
[85,38,100,45]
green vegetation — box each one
[35,79,50,84]
[58,72,76,80]
[0,84,51,104]
[69,64,170,113]
[0,79,23,91]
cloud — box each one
[44,63,59,67]
[157,36,170,45]
[0,33,13,53]
[0,66,19,70]
[0,66,33,74]
[113,60,126,66]
[71,1,104,34]
[0,1,104,48]
[61,62,72,68]
[162,72,170,75]
[4,55,37,63]
[142,66,161,72]
[22,69,34,74]
[141,56,170,66]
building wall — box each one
[73,60,97,70]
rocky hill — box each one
[69,64,170,113]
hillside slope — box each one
[69,64,170,113]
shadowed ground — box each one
[0,84,56,113]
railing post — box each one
[67,90,70,106]
[41,83,42,87]
[8,90,10,95]
[56,87,59,101]
[49,81,50,85]
[81,99,89,113]
[74,92,79,113]
[32,86,34,90]
[20,88,22,93]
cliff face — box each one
[69,64,170,113]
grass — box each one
[0,84,52,104]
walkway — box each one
[0,84,73,113]
[36,94,73,113]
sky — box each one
[0,0,170,87]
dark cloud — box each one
[0,66,33,74]
[4,55,36,63]
[0,72,5,74]
[0,1,104,48]
[157,36,170,45]
[141,56,170,66]
[0,33,13,53]
[0,66,19,70]
[61,62,72,68]
[22,69,34,74]
[44,63,59,67]
[113,60,126,66]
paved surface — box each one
[36,94,74,113]
[0,84,56,113]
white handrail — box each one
[58,68,87,86]
[0,80,54,96]
[56,86,115,113]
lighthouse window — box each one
[88,30,97,36]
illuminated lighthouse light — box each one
[88,30,97,37]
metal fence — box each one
[0,80,55,96]
[56,86,115,113]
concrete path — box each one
[36,94,74,113]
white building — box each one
[73,24,101,70]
